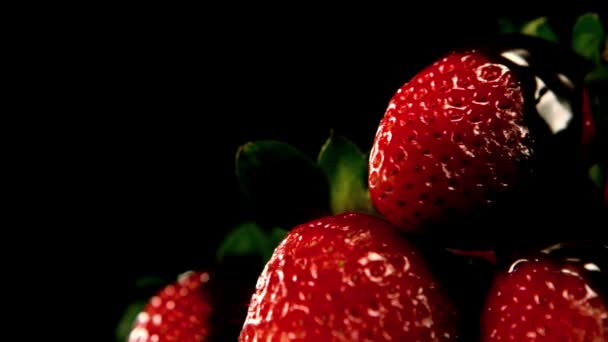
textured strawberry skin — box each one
[128,271,213,342]
[481,257,608,341]
[369,50,530,232]
[239,212,458,341]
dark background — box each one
[71,6,602,340]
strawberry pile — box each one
[119,14,607,342]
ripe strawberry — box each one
[128,270,213,342]
[368,37,597,238]
[369,49,531,232]
[126,259,263,342]
[239,212,458,341]
[481,253,608,341]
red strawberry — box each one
[367,36,600,237]
[369,51,532,230]
[481,255,608,341]
[369,49,530,232]
[128,271,213,342]
[239,212,458,341]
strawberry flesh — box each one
[369,50,529,231]
[481,256,608,341]
[239,212,458,341]
[129,271,213,342]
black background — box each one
[64,5,602,340]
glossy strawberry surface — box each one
[481,246,608,341]
[239,212,458,341]
[369,50,530,231]
[369,35,601,246]
[129,271,213,342]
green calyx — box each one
[318,131,377,216]
[220,131,378,265]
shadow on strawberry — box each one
[411,239,498,341]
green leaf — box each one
[268,227,288,248]
[497,17,517,34]
[217,223,288,264]
[318,132,376,215]
[585,64,608,83]
[115,300,146,342]
[236,140,329,228]
[589,164,605,189]
[135,276,168,290]
[216,222,270,261]
[521,17,558,42]
[572,13,605,65]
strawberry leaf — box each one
[135,276,168,290]
[497,17,518,34]
[216,222,271,262]
[586,64,608,83]
[236,140,329,228]
[269,227,288,248]
[318,132,376,215]
[589,164,605,189]
[115,300,146,342]
[217,223,287,264]
[572,13,605,65]
[521,16,558,43]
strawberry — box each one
[239,212,459,341]
[126,259,262,341]
[128,270,213,342]
[481,251,608,341]
[368,38,595,237]
[369,49,531,232]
